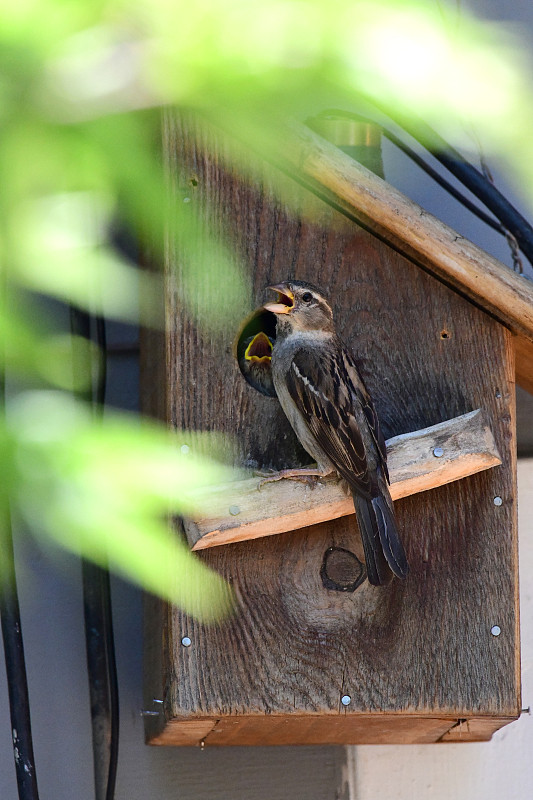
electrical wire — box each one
[344,100,533,269]
[94,312,119,800]
[70,307,118,800]
[311,109,512,238]
[311,106,533,273]
[95,315,108,409]
[0,505,40,800]
[81,562,118,800]
[380,128,505,235]
[0,270,40,799]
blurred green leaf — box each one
[1,0,533,620]
[28,1,533,183]
[4,391,236,621]
[1,306,96,390]
[11,190,161,321]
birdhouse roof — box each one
[277,122,533,394]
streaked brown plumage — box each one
[264,279,408,586]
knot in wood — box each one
[320,547,366,593]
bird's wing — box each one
[341,348,390,483]
[285,341,387,498]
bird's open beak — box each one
[264,285,294,315]
[244,332,272,362]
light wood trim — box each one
[184,409,501,550]
[439,716,520,743]
[266,121,533,383]
[515,335,533,394]
[147,713,518,747]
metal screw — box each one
[181,444,190,454]
[495,390,502,399]
[341,695,351,706]
[181,636,192,647]
[493,496,503,507]
[229,505,241,516]
[153,699,163,704]
[491,625,501,637]
[433,447,444,458]
[183,197,191,203]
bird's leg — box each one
[255,465,336,490]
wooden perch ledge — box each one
[183,409,501,551]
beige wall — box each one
[349,458,533,800]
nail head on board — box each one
[341,695,352,706]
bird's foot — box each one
[255,467,335,491]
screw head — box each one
[180,444,190,454]
[341,695,352,706]
[491,625,501,637]
[433,447,444,458]
[493,496,503,507]
[229,505,241,516]
[181,636,192,647]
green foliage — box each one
[1,0,532,618]
[1,392,235,620]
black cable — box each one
[380,128,505,234]
[0,506,40,800]
[81,562,118,800]
[312,110,509,234]
[0,272,40,799]
[70,307,118,800]
[94,312,119,800]
[312,107,533,271]
[351,100,533,268]
[95,315,108,409]
[104,586,119,800]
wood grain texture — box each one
[150,715,458,747]
[263,119,533,376]
[515,334,533,395]
[143,111,520,746]
[438,716,519,743]
[184,409,502,549]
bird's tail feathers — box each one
[372,494,409,580]
[353,493,391,586]
[352,486,409,586]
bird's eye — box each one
[301,292,313,304]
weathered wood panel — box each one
[143,111,519,746]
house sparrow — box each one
[263,280,408,586]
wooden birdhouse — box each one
[142,111,533,746]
